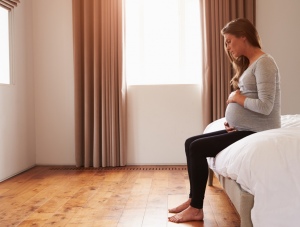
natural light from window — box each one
[0,7,10,84]
[125,0,202,85]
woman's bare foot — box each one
[168,206,204,223]
[168,198,191,213]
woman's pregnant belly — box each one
[225,103,253,131]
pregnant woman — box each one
[168,18,281,223]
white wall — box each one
[0,1,36,181]
[32,0,75,165]
[127,85,203,165]
[256,0,300,114]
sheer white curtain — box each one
[125,0,202,85]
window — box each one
[0,7,11,84]
[125,0,202,85]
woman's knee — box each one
[185,137,195,155]
[185,138,192,148]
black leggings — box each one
[185,129,255,209]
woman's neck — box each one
[247,48,265,66]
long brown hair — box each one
[221,18,262,89]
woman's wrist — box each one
[236,93,246,106]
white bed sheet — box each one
[204,114,300,227]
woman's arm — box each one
[244,58,278,115]
[227,57,279,115]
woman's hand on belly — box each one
[227,90,246,106]
[224,121,237,133]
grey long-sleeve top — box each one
[225,54,281,132]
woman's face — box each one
[224,33,245,59]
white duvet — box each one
[204,114,300,227]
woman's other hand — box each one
[227,90,240,104]
[227,89,246,106]
[224,121,236,132]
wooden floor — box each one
[0,166,240,227]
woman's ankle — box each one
[168,198,191,213]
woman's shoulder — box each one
[256,53,277,64]
[253,53,279,71]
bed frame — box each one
[208,168,254,227]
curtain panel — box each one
[72,0,126,167]
[0,0,20,10]
[199,0,256,124]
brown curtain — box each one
[199,0,256,125]
[0,0,20,10]
[72,0,126,167]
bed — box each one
[204,114,300,227]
